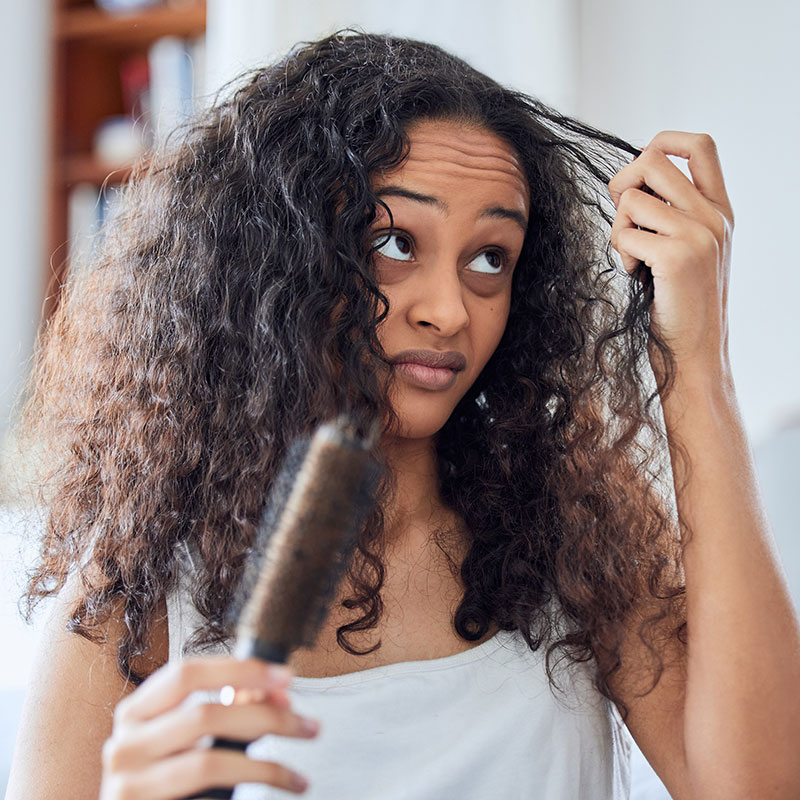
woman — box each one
[7,30,799,799]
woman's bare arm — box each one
[5,572,168,799]
[611,373,800,800]
[607,130,800,799]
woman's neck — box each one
[380,435,452,545]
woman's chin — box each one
[384,409,452,442]
[382,384,463,441]
[391,423,443,441]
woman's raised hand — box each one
[608,130,735,379]
[100,656,319,799]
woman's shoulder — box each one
[5,568,168,798]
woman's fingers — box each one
[608,131,733,230]
[114,657,292,725]
[229,686,293,710]
[103,747,310,800]
[611,227,685,277]
[608,147,701,215]
[644,130,733,215]
[101,657,320,799]
[609,188,710,274]
[104,699,320,770]
[606,130,734,367]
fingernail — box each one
[300,717,320,736]
[267,664,293,682]
[291,773,309,792]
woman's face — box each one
[371,118,530,440]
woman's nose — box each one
[407,260,470,336]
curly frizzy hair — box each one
[20,30,688,708]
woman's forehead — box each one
[373,119,530,218]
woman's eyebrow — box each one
[376,185,443,208]
[482,205,528,232]
[375,185,527,232]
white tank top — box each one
[166,544,631,799]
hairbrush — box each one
[185,415,382,800]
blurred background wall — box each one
[1,1,798,797]
[0,1,50,787]
[0,2,48,449]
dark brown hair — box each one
[19,30,686,709]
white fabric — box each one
[166,545,631,799]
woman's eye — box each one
[468,250,506,275]
[372,232,414,262]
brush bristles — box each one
[234,420,381,662]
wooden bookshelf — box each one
[46,0,206,319]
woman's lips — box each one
[394,362,459,390]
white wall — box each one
[577,0,800,685]
[0,2,50,788]
[206,0,580,114]
[0,0,49,701]
[0,1,48,444]
[578,0,800,445]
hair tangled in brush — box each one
[19,30,686,710]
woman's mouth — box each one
[388,349,466,390]
[393,362,459,390]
